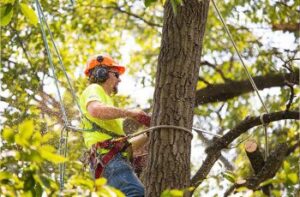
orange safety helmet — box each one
[84,54,125,76]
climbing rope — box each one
[260,113,269,159]
[129,125,194,138]
[211,0,270,158]
[35,1,84,119]
[35,0,69,191]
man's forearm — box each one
[87,101,129,120]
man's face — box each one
[106,68,121,94]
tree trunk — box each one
[144,0,210,196]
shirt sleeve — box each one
[83,84,105,110]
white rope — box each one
[211,0,269,114]
[260,113,269,159]
[36,1,84,118]
[211,0,269,158]
[127,125,223,139]
[128,125,193,138]
[36,0,69,126]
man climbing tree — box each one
[1,0,299,196]
[79,54,148,196]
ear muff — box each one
[89,66,109,83]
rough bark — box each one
[195,71,299,106]
[245,139,265,174]
[242,143,289,189]
[144,0,210,196]
[244,139,271,196]
[272,23,300,32]
[224,143,291,196]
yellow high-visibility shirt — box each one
[79,83,125,148]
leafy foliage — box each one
[1,0,299,196]
[0,119,124,196]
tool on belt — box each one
[89,114,151,178]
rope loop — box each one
[128,125,194,139]
[259,113,269,126]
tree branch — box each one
[272,23,300,33]
[83,3,162,28]
[244,139,271,195]
[224,143,289,196]
[195,71,299,106]
[190,110,300,189]
[200,61,231,82]
[285,82,295,112]
[194,129,234,171]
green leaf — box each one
[39,147,67,164]
[69,175,94,189]
[19,119,34,141]
[287,173,298,184]
[1,0,15,3]
[0,171,12,180]
[161,189,184,197]
[283,161,290,172]
[0,4,13,27]
[2,127,14,143]
[145,0,156,7]
[222,171,236,183]
[259,178,279,187]
[20,3,38,26]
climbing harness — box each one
[212,0,270,158]
[90,137,130,178]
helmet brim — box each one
[111,65,125,75]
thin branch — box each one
[194,128,234,171]
[200,60,231,82]
[286,139,300,156]
[82,3,162,28]
[198,76,211,86]
[285,82,295,112]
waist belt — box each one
[90,137,130,179]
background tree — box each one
[1,0,299,196]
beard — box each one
[113,85,118,94]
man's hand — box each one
[126,110,151,127]
[125,109,147,120]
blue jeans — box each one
[92,153,145,197]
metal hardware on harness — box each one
[90,137,130,179]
